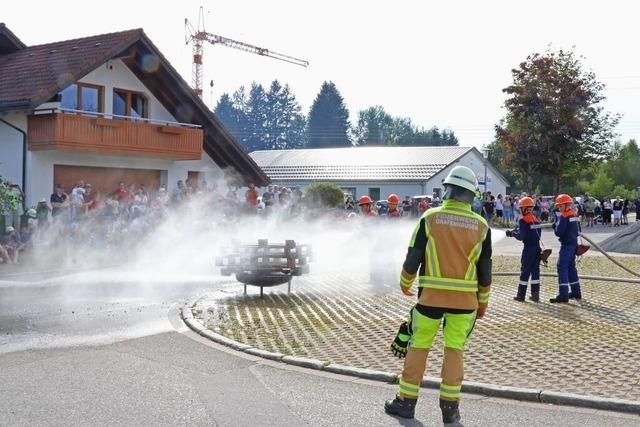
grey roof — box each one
[249,146,473,181]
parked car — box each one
[375,200,389,215]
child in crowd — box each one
[1,226,21,264]
[36,199,51,228]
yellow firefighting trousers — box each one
[398,306,476,402]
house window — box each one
[59,83,103,113]
[368,188,380,202]
[113,89,148,119]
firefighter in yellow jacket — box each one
[385,165,492,423]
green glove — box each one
[390,320,411,358]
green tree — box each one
[496,48,619,193]
[486,133,521,192]
[307,81,351,148]
[214,93,246,147]
[265,81,306,150]
[588,169,615,200]
[354,106,458,147]
[604,139,640,190]
[354,106,395,145]
[245,82,268,152]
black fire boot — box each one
[384,396,417,419]
[440,399,461,424]
[513,295,525,302]
[549,296,569,304]
[568,293,582,301]
[528,295,540,303]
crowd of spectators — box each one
[243,184,303,218]
[3,171,640,266]
[0,175,218,265]
[473,190,640,228]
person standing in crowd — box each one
[402,196,412,217]
[551,194,582,303]
[344,195,355,212]
[622,198,630,225]
[603,197,612,226]
[501,195,511,227]
[635,196,640,221]
[540,197,550,223]
[114,181,131,205]
[384,166,491,423]
[612,196,623,226]
[245,184,259,213]
[472,194,482,215]
[1,226,20,264]
[82,184,97,215]
[387,194,402,218]
[358,195,377,217]
[418,197,430,214]
[4,181,24,232]
[495,194,504,225]
[262,186,274,215]
[482,195,495,226]
[513,195,522,222]
[50,184,69,221]
[532,195,542,221]
[583,194,595,227]
[0,177,8,233]
[506,197,543,302]
[431,192,441,208]
[36,199,51,229]
[595,198,603,225]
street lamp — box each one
[481,146,491,195]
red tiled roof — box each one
[0,29,142,109]
[0,26,269,185]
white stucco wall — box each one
[26,150,222,207]
[254,181,424,201]
[0,112,27,186]
[426,149,508,196]
[75,59,176,123]
[19,58,228,207]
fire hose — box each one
[521,223,640,279]
[578,232,640,278]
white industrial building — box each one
[250,146,509,200]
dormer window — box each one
[59,83,103,113]
[113,89,148,119]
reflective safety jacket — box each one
[401,199,492,310]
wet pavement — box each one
[0,266,237,354]
[0,239,639,425]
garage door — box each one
[53,165,161,196]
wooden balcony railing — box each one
[27,111,203,160]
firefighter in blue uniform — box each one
[550,194,582,303]
[506,196,543,302]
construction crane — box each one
[185,7,309,98]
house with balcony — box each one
[0,23,269,206]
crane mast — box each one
[185,7,309,98]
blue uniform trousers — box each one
[517,247,541,298]
[557,244,581,298]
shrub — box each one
[303,183,344,208]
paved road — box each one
[0,269,638,426]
